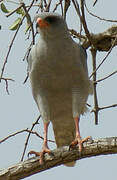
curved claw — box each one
[39,147,51,164]
[28,147,51,164]
[28,150,41,157]
[69,136,91,152]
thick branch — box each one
[0,137,117,180]
[83,25,117,50]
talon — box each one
[28,150,41,157]
[82,136,91,143]
[28,121,51,164]
[69,136,91,152]
[28,146,51,164]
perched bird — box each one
[28,12,93,166]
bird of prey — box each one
[28,12,93,166]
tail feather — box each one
[51,114,76,167]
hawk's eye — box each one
[44,16,59,24]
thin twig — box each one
[21,2,35,45]
[0,77,14,82]
[26,129,55,143]
[45,0,52,12]
[63,0,71,20]
[22,43,32,61]
[0,129,29,144]
[99,104,117,111]
[72,0,92,45]
[0,128,55,144]
[6,4,23,18]
[96,70,117,83]
[23,72,29,84]
[53,0,63,13]
[0,0,35,80]
[21,115,41,161]
[90,48,99,125]
[40,0,44,12]
[0,77,15,94]
[0,26,21,80]
[93,0,98,6]
[80,0,92,44]
[85,3,117,23]
[43,0,47,8]
[72,0,81,17]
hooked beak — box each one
[36,18,49,28]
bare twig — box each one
[63,0,71,20]
[87,103,91,107]
[72,0,81,17]
[93,0,98,6]
[23,32,38,61]
[43,0,47,8]
[45,0,52,12]
[0,129,29,144]
[0,128,54,144]
[0,25,21,81]
[91,103,117,113]
[80,0,92,44]
[85,3,117,23]
[21,2,35,45]
[0,0,35,80]
[72,0,92,45]
[6,4,23,18]
[90,48,99,124]
[0,77,14,94]
[23,72,29,84]
[0,77,14,82]
[26,129,55,143]
[96,70,117,83]
[53,0,63,14]
[27,0,36,13]
[99,104,117,111]
[60,0,64,16]
[21,115,41,161]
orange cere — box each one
[37,18,49,28]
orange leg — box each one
[28,121,51,164]
[70,117,90,151]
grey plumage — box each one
[28,12,93,166]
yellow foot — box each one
[28,147,51,164]
[69,136,91,152]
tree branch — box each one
[83,25,117,50]
[0,137,117,179]
[0,77,14,94]
[90,48,99,124]
[21,116,41,161]
[85,2,117,23]
[96,70,117,83]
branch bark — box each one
[0,137,117,180]
[83,25,117,50]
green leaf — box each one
[9,18,22,31]
[16,8,25,16]
[1,3,9,13]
